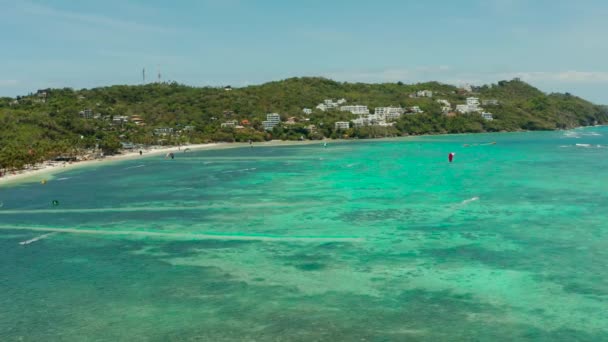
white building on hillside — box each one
[457,97,483,114]
[262,113,281,130]
[221,120,237,128]
[340,105,369,115]
[302,108,313,115]
[335,121,350,130]
[154,127,174,135]
[481,112,494,121]
[456,104,469,113]
[375,107,405,121]
[467,97,480,107]
[79,109,94,119]
[416,90,433,98]
[409,106,424,114]
[112,115,129,124]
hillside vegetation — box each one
[1,77,607,170]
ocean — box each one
[1,127,607,341]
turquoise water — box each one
[1,128,608,341]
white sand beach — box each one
[0,139,328,187]
[0,143,220,186]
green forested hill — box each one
[1,77,607,170]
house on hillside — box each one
[481,112,494,120]
[262,113,281,130]
[221,120,237,128]
[154,127,174,135]
[79,109,94,119]
[335,121,350,130]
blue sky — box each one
[1,0,607,103]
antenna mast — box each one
[142,68,146,84]
[157,65,161,83]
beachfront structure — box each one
[482,99,500,106]
[154,127,174,135]
[262,113,281,130]
[79,109,94,119]
[335,121,350,130]
[481,112,494,121]
[340,105,369,115]
[221,120,237,128]
[302,108,313,115]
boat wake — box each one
[461,196,480,205]
[19,232,58,246]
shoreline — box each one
[0,139,325,187]
[1,125,603,187]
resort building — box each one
[335,121,350,130]
[352,118,367,128]
[375,107,405,120]
[340,105,369,115]
[481,112,494,121]
[302,108,313,115]
[262,113,281,130]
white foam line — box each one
[222,168,257,174]
[0,202,313,215]
[0,226,363,243]
[19,232,58,245]
[124,164,146,170]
